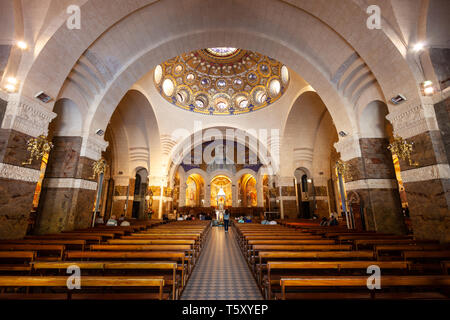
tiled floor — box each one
[180,225,263,300]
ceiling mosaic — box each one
[154,48,289,115]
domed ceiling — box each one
[154,48,289,115]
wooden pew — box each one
[249,244,353,264]
[0,276,166,300]
[0,244,65,260]
[376,245,450,260]
[255,251,375,285]
[0,251,35,272]
[65,251,188,286]
[354,239,439,250]
[279,275,450,300]
[31,261,179,300]
[266,260,409,299]
[0,239,86,251]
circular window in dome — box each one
[194,93,209,109]
[281,65,289,85]
[232,93,250,110]
[259,63,270,76]
[174,64,184,75]
[251,86,267,106]
[175,86,191,105]
[162,78,175,97]
[185,73,195,83]
[200,78,211,88]
[216,79,227,89]
[154,65,163,85]
[268,78,281,97]
[213,93,231,112]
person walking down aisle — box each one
[223,209,230,232]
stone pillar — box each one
[35,135,108,234]
[256,178,264,207]
[277,176,297,219]
[334,135,405,234]
[179,181,187,207]
[387,101,450,242]
[111,175,131,217]
[0,94,56,239]
[148,176,168,219]
[313,177,331,219]
[232,184,237,207]
[204,184,211,207]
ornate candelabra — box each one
[387,136,418,166]
[335,159,352,180]
[90,158,107,179]
[22,135,53,165]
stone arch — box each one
[358,100,390,139]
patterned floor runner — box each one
[180,225,263,300]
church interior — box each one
[0,0,449,304]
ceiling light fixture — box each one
[422,80,434,96]
[17,41,28,50]
[7,77,18,85]
[412,42,425,52]
[5,84,16,92]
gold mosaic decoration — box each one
[154,48,289,115]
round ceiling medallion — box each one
[206,47,238,57]
[154,48,289,115]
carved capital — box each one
[333,135,361,161]
[2,94,56,137]
[80,134,109,160]
[386,103,439,139]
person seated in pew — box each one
[120,220,131,226]
[268,220,277,225]
[119,214,126,222]
[328,215,339,226]
[95,216,105,225]
[320,217,328,226]
[106,215,118,226]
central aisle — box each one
[180,225,263,300]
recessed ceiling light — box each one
[5,84,16,92]
[17,41,28,49]
[413,42,425,52]
[7,77,18,85]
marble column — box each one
[387,100,450,242]
[0,94,56,239]
[111,175,131,217]
[232,184,238,207]
[277,176,297,219]
[35,135,108,234]
[204,184,211,207]
[179,181,187,207]
[256,179,264,207]
[335,135,405,234]
[313,177,331,219]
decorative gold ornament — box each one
[22,135,53,165]
[335,159,352,180]
[91,158,107,179]
[387,136,418,166]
